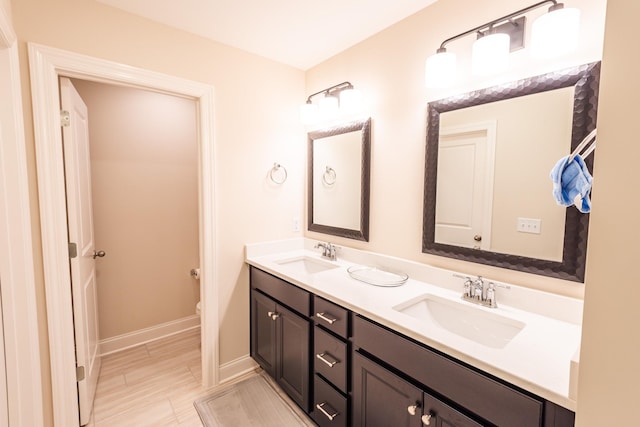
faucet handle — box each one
[485,282,497,308]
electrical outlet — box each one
[292,217,300,232]
[517,217,541,234]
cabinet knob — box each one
[407,403,420,416]
[421,413,432,425]
[267,311,279,321]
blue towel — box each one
[549,155,593,213]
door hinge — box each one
[76,365,85,382]
[68,242,77,259]
[60,110,70,127]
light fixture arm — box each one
[438,0,558,50]
[305,81,354,103]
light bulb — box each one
[318,95,339,120]
[531,6,580,58]
[339,88,363,115]
[472,32,510,75]
[300,102,318,124]
[425,49,457,88]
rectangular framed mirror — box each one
[308,118,371,241]
[423,62,600,282]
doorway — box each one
[69,78,201,349]
[29,43,218,426]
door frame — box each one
[0,6,45,427]
[28,43,219,426]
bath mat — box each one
[194,372,314,426]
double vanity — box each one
[246,238,581,426]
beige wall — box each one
[13,0,305,421]
[576,0,640,425]
[305,0,606,298]
[71,79,200,339]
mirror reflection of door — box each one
[435,122,496,250]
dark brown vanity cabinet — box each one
[353,351,482,427]
[250,267,311,412]
[312,297,351,427]
[249,266,576,427]
[352,315,575,427]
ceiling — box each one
[96,0,438,70]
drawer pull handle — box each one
[267,311,279,321]
[316,402,339,420]
[421,413,433,425]
[407,403,420,416]
[316,312,337,324]
[316,352,338,367]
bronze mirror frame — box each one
[423,62,600,282]
[308,118,371,241]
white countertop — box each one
[245,238,582,411]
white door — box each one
[60,77,101,426]
[435,123,495,250]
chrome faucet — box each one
[455,274,502,308]
[314,241,338,261]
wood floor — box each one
[86,328,209,427]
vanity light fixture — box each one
[425,0,580,88]
[300,81,363,124]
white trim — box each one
[0,9,45,424]
[0,3,15,47]
[28,43,219,426]
[99,316,201,356]
[219,355,259,384]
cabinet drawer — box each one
[314,326,348,393]
[312,375,347,427]
[314,296,349,338]
[353,315,543,427]
[250,267,310,316]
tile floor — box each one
[86,328,209,427]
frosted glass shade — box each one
[472,33,510,75]
[425,51,457,88]
[300,103,318,124]
[531,7,580,58]
[318,95,339,119]
[339,88,363,114]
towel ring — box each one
[269,163,287,184]
[569,129,597,161]
[322,166,336,186]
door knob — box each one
[92,250,106,259]
[421,413,433,425]
[473,235,482,242]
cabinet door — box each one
[423,392,484,427]
[277,303,311,412]
[353,351,423,427]
[250,290,276,377]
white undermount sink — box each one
[393,293,525,349]
[275,255,339,275]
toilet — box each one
[196,301,201,316]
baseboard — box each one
[100,315,201,356]
[219,355,259,384]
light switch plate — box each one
[517,217,541,234]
